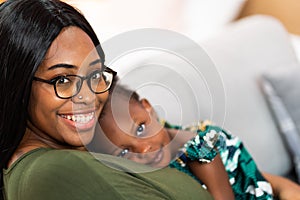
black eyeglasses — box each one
[33,67,117,99]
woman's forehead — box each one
[37,26,100,73]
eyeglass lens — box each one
[55,71,113,98]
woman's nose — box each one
[73,81,95,103]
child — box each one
[93,84,300,200]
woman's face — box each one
[98,98,173,168]
[28,26,109,148]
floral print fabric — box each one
[165,120,274,200]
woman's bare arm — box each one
[188,154,235,200]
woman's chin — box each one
[65,129,95,148]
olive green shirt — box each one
[3,148,213,200]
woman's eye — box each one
[91,71,102,80]
[136,124,145,137]
[57,77,71,85]
[118,149,129,157]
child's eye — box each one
[118,149,129,157]
[136,124,145,137]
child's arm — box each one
[188,154,235,200]
[262,172,300,200]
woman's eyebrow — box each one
[48,63,76,70]
[47,59,102,70]
[89,59,101,66]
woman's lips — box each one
[59,111,96,132]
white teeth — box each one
[61,112,94,123]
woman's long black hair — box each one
[0,0,105,198]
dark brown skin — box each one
[189,155,235,200]
[167,129,234,200]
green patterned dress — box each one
[163,120,274,200]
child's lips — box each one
[148,148,164,167]
[154,149,163,163]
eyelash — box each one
[136,123,146,137]
[48,73,68,80]
[118,123,146,158]
[118,149,129,158]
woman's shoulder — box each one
[6,148,91,171]
[5,148,116,180]
[4,148,214,200]
[4,148,126,200]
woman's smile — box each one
[59,111,96,132]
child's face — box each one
[98,97,173,168]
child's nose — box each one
[133,142,152,154]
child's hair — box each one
[100,81,140,120]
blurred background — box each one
[0,0,299,53]
[59,0,300,52]
[57,0,300,61]
[2,0,298,58]
[63,0,245,41]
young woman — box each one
[95,84,300,200]
[0,1,214,199]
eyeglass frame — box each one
[33,66,117,99]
